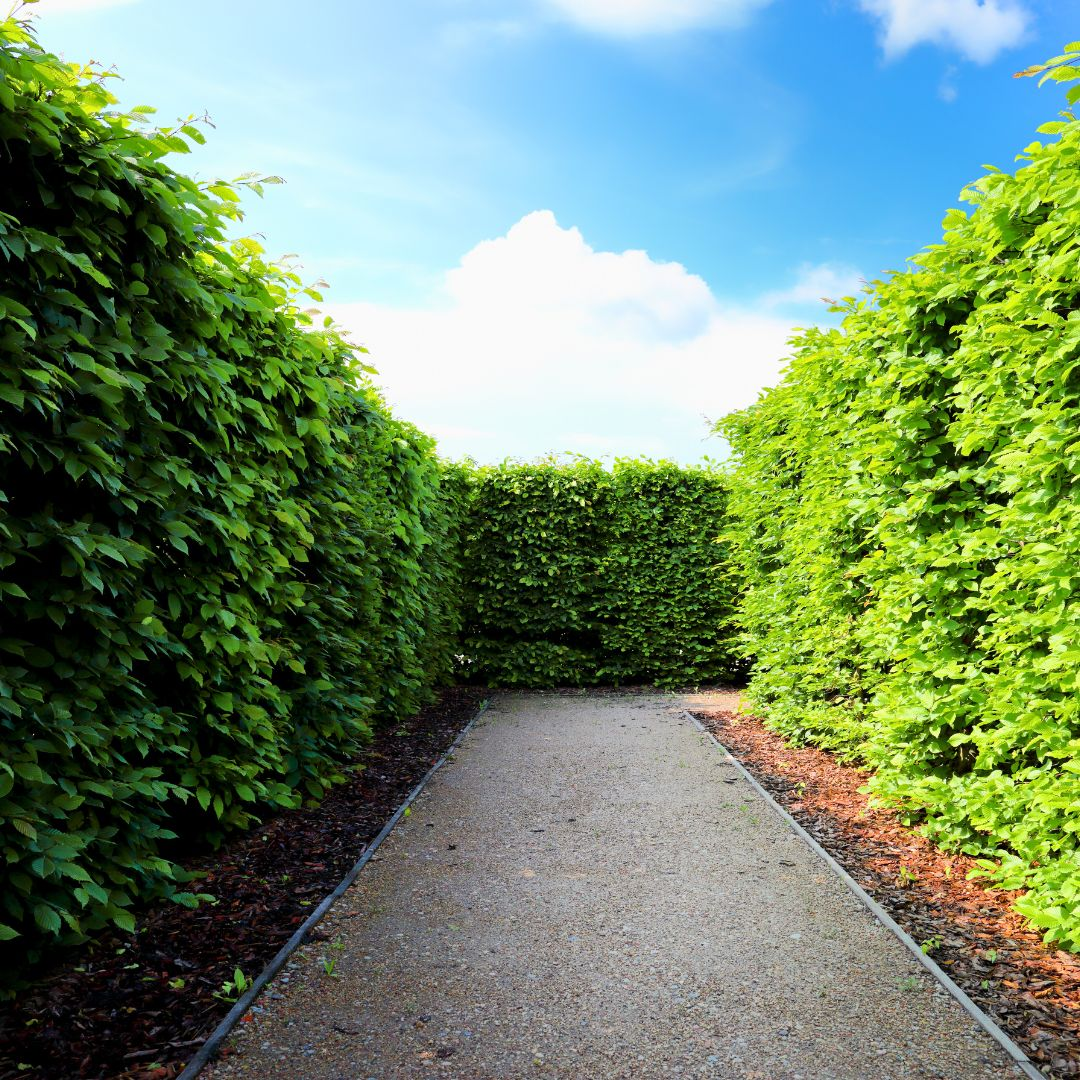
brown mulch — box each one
[0,686,488,1080]
[693,708,1080,1080]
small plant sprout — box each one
[897,975,921,992]
[168,977,185,990]
[897,865,918,887]
[920,935,942,955]
[984,948,998,963]
[322,957,339,977]
[212,968,250,1003]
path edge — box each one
[683,709,1045,1080]
[177,696,492,1079]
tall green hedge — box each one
[0,16,460,970]
[458,457,742,687]
[721,45,1080,951]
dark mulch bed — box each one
[0,686,487,1080]
[693,707,1080,1080]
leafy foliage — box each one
[0,15,459,974]
[458,458,743,688]
[721,43,1080,950]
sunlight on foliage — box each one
[722,43,1080,951]
[0,12,460,979]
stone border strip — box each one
[177,697,492,1079]
[683,709,1045,1080]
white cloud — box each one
[858,0,1030,64]
[325,212,844,464]
[425,423,498,443]
[762,262,865,308]
[562,431,674,459]
[539,0,772,37]
[939,65,959,102]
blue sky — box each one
[23,0,1080,462]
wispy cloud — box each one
[858,0,1030,64]
[762,262,865,308]
[214,141,468,209]
[425,423,499,443]
[538,0,773,37]
[24,0,139,14]
[561,431,673,458]
[439,17,531,51]
[682,137,792,198]
[324,211,851,463]
[938,64,959,102]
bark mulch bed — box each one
[0,686,487,1080]
[693,707,1080,1080]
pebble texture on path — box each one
[204,692,1028,1080]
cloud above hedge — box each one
[858,0,1030,63]
[326,211,848,464]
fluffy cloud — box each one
[858,0,1030,64]
[325,211,843,464]
[538,0,772,37]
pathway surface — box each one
[205,692,1028,1079]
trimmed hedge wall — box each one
[720,48,1080,951]
[458,458,743,688]
[0,19,460,967]
[0,19,741,982]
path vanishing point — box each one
[202,692,1037,1080]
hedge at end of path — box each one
[457,456,744,688]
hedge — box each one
[0,15,742,981]
[458,457,743,688]
[720,44,1080,951]
[0,16,460,972]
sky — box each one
[17,0,1080,463]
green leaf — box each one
[112,910,136,933]
[33,905,62,935]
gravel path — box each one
[203,692,1029,1079]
